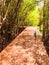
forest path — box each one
[0,27,49,65]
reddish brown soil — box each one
[0,27,49,65]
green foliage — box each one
[18,0,38,26]
[25,6,40,26]
[0,0,40,46]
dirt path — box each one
[0,27,49,65]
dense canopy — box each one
[0,0,49,52]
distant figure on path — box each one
[34,30,42,40]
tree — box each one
[0,0,38,51]
[0,0,23,50]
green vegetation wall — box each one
[18,0,39,26]
[0,0,40,45]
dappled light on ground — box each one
[0,27,49,65]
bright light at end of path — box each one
[39,1,44,8]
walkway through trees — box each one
[0,27,49,65]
